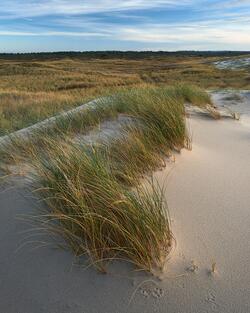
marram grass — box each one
[0,84,215,274]
[31,144,172,273]
[0,84,216,165]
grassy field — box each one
[0,52,249,135]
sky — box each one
[0,0,250,52]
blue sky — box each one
[0,0,250,52]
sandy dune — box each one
[214,57,250,69]
[1,94,250,312]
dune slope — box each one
[1,98,250,312]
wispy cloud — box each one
[0,30,109,37]
[0,0,192,19]
[116,23,250,45]
[2,20,250,47]
[215,0,250,8]
[0,0,250,51]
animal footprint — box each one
[140,288,150,298]
[187,260,199,273]
[205,291,218,310]
[206,291,216,302]
[152,287,164,299]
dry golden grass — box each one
[0,54,249,134]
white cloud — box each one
[215,0,250,8]
[0,31,37,36]
[116,24,250,45]
[2,20,250,48]
[1,0,250,50]
[0,0,192,18]
[0,30,109,37]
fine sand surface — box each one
[1,95,250,312]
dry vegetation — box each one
[0,84,217,273]
[0,53,249,135]
[0,52,245,274]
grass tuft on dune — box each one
[32,144,172,273]
[0,84,215,273]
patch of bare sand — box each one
[153,115,250,312]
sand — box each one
[213,57,250,69]
[1,93,250,312]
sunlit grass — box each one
[31,143,172,273]
[0,54,249,135]
[0,84,217,274]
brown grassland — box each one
[1,53,250,135]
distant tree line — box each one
[0,51,249,61]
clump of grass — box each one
[173,84,221,119]
[174,84,212,107]
[103,87,190,185]
[31,143,172,273]
[111,87,187,141]
[0,84,214,274]
[20,87,185,272]
[0,84,190,168]
[107,127,165,186]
